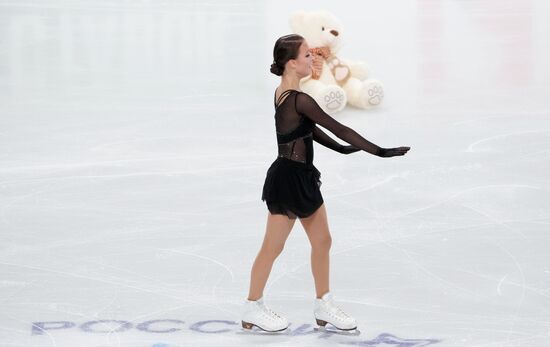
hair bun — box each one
[270,62,283,76]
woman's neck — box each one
[278,73,301,91]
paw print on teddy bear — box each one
[290,10,384,114]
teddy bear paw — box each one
[321,86,346,113]
[368,85,384,105]
[361,81,384,107]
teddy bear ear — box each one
[289,11,307,32]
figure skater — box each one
[241,34,410,333]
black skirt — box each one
[261,157,324,219]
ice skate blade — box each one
[314,325,361,336]
[316,318,358,332]
[241,321,289,334]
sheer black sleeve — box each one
[296,92,382,156]
[312,125,344,153]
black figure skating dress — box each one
[261,89,383,219]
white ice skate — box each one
[314,292,360,335]
[241,297,289,332]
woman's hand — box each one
[340,145,362,154]
[377,147,411,157]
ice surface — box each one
[1,0,549,346]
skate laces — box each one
[326,298,351,320]
[259,302,282,320]
[333,303,350,319]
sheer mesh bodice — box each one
[274,89,315,165]
[273,89,382,165]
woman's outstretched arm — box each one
[296,92,410,157]
[312,125,360,154]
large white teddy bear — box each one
[290,10,384,114]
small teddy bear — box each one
[290,10,384,114]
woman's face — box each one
[288,41,312,78]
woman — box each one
[241,34,410,333]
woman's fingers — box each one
[393,146,410,156]
[378,146,411,157]
[398,147,410,153]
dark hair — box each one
[270,34,305,76]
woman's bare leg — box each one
[247,212,296,301]
[299,203,332,299]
